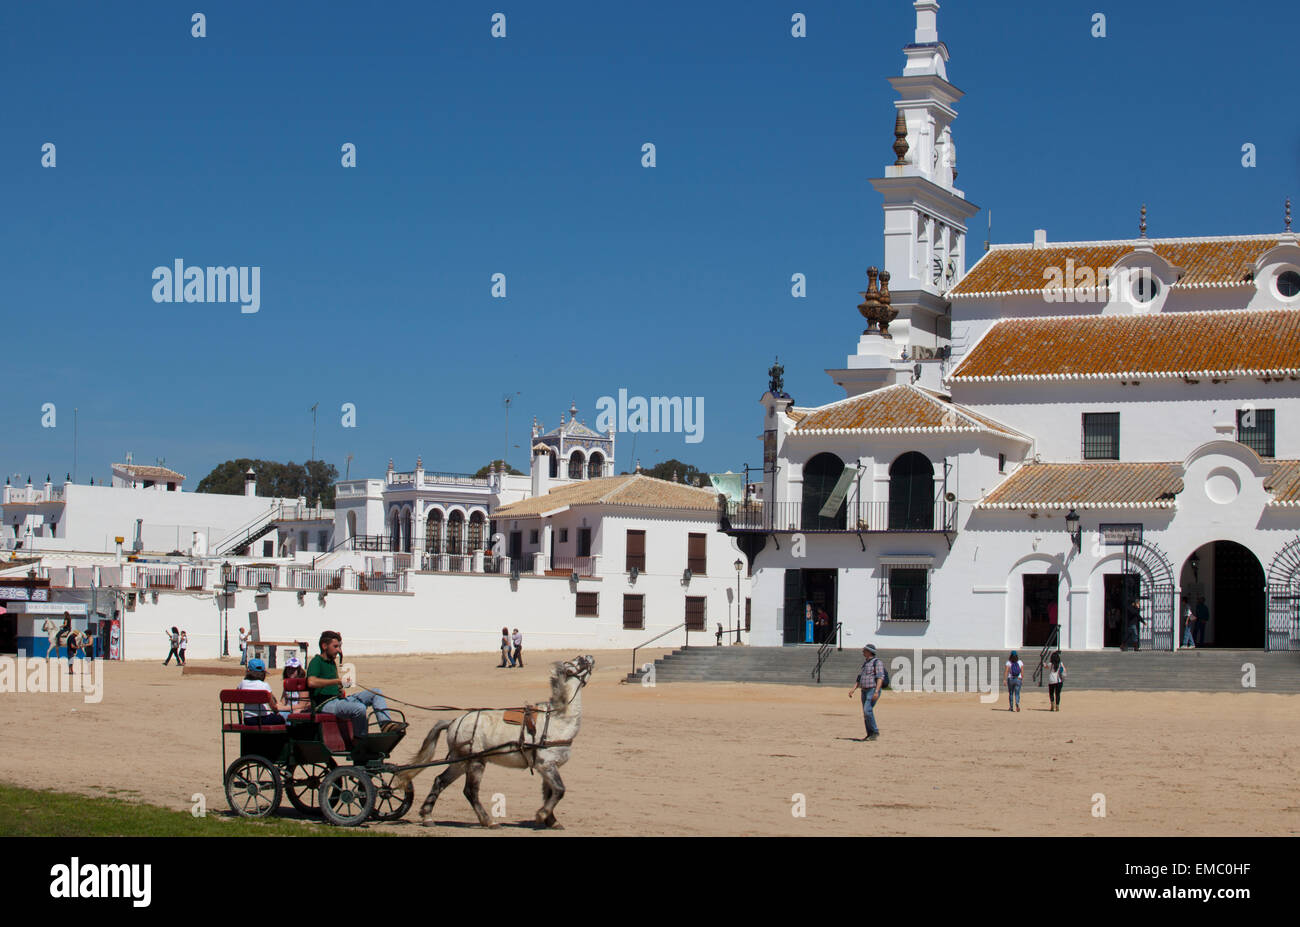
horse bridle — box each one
[556,658,594,708]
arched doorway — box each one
[425,510,443,554]
[447,511,464,556]
[1102,540,1175,650]
[389,510,401,552]
[346,511,357,540]
[889,452,934,530]
[1180,541,1265,649]
[467,511,485,551]
[568,452,585,480]
[801,453,846,531]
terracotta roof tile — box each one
[951,309,1300,381]
[790,384,1028,440]
[1265,460,1300,505]
[493,474,717,518]
[979,462,1184,509]
[950,235,1280,297]
[114,464,186,481]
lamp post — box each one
[1065,509,1081,552]
[734,558,744,644]
[221,561,234,657]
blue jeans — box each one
[1182,626,1195,647]
[319,688,390,736]
[1007,678,1022,709]
[860,689,880,736]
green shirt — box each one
[307,654,341,706]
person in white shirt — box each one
[239,627,250,666]
[237,658,287,725]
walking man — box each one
[848,644,885,741]
[238,626,250,666]
[511,628,523,668]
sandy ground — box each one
[1,648,1297,836]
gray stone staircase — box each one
[625,645,1300,694]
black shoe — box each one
[866,733,880,741]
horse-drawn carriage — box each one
[219,678,414,826]
[220,654,595,829]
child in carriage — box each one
[281,656,310,717]
[237,658,289,725]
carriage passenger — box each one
[238,658,289,725]
[281,657,310,716]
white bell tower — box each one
[867,0,979,352]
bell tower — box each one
[867,0,979,352]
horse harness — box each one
[466,663,592,773]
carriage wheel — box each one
[224,756,283,819]
[320,766,375,826]
[285,761,334,816]
[370,770,414,821]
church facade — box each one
[733,0,1300,653]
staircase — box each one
[626,646,1300,694]
[213,507,282,556]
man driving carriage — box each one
[306,630,403,737]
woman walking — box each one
[1046,650,1066,711]
[1004,650,1024,712]
[499,627,513,668]
[163,626,181,666]
[178,630,188,666]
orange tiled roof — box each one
[114,463,186,481]
[950,235,1281,297]
[950,309,1300,381]
[978,462,1184,509]
[1265,460,1300,506]
[790,384,1028,439]
[493,473,717,518]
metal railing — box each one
[720,498,957,534]
[237,566,278,589]
[631,622,688,677]
[811,621,843,683]
[550,554,596,576]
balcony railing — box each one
[549,554,597,576]
[719,498,956,534]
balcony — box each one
[719,498,957,536]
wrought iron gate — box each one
[1124,539,1175,651]
[1266,538,1300,651]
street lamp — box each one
[221,560,235,656]
[734,558,744,644]
[1064,509,1081,551]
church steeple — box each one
[867,0,979,352]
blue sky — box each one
[2,0,1296,487]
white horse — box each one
[42,619,62,658]
[397,655,594,829]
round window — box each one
[1277,269,1300,299]
[1132,272,1160,303]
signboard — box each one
[10,602,87,615]
[0,587,49,602]
[1098,523,1143,546]
[819,465,858,518]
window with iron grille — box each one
[529,529,539,545]
[1237,408,1275,458]
[687,533,707,574]
[880,566,929,621]
[1082,412,1120,460]
[745,597,751,631]
[559,528,569,543]
[622,594,644,630]
[576,592,599,617]
[685,596,706,631]
[626,529,646,572]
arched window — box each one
[569,452,586,480]
[390,510,401,551]
[346,511,357,540]
[425,509,443,554]
[588,452,605,480]
[401,509,412,553]
[548,451,558,479]
[447,511,465,555]
[468,511,485,551]
[801,453,847,530]
[889,452,935,530]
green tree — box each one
[644,459,710,486]
[474,459,525,478]
[196,459,338,506]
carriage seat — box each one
[219,689,287,732]
[503,705,539,735]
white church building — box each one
[733,1,1300,652]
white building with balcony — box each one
[732,1,1300,653]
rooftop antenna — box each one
[310,402,319,462]
[73,406,78,484]
[983,209,992,252]
[344,453,353,480]
[503,392,520,470]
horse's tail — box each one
[394,719,453,788]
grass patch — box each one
[0,783,383,837]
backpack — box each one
[875,657,890,691]
[1009,660,1022,679]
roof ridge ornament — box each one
[1287,198,1293,233]
[892,111,909,165]
[857,267,897,337]
[1140,204,1148,239]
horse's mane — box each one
[548,661,570,709]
